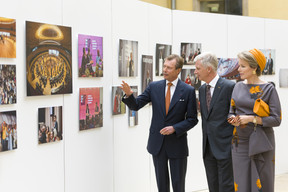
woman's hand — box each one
[227,115,240,126]
[238,115,254,125]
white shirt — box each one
[206,74,219,97]
[165,78,178,101]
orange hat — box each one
[249,48,266,72]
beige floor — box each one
[195,173,288,192]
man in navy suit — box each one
[121,54,198,192]
[194,52,235,192]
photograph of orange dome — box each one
[0,17,16,58]
[26,21,72,96]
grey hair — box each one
[194,52,218,72]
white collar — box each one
[166,78,178,86]
[207,74,219,88]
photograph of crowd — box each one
[38,106,62,144]
[155,43,171,76]
[128,86,138,127]
[118,39,138,77]
[26,21,72,96]
[279,69,288,88]
[78,34,103,77]
[181,68,201,90]
[0,65,16,105]
[112,86,126,115]
[0,17,16,58]
[79,87,103,130]
[217,58,240,81]
[141,55,153,93]
[0,110,17,152]
[260,49,275,75]
[180,43,201,65]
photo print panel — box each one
[141,55,153,93]
[217,58,240,81]
[0,64,16,105]
[155,44,171,76]
[38,106,63,144]
[260,49,275,75]
[78,34,103,77]
[0,17,16,58]
[118,39,138,77]
[0,110,17,152]
[112,86,126,115]
[26,21,72,96]
[180,43,201,65]
[180,69,201,90]
[79,87,103,130]
[279,69,288,88]
[129,86,138,127]
[195,91,201,117]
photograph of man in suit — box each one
[194,52,235,192]
[121,54,198,192]
[263,52,273,75]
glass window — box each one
[199,0,242,15]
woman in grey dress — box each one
[228,49,281,192]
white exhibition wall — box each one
[0,0,287,192]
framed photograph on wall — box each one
[78,34,103,77]
[279,68,288,88]
[260,49,275,75]
[118,39,138,77]
[195,91,201,116]
[0,110,16,152]
[141,55,153,93]
[180,69,201,90]
[0,64,16,104]
[79,87,103,130]
[38,106,63,144]
[112,86,126,115]
[26,21,72,96]
[155,43,171,76]
[128,86,138,127]
[180,43,201,65]
[0,17,16,58]
[217,58,240,81]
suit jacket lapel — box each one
[158,80,166,116]
[200,84,208,118]
[207,78,223,117]
[168,80,183,114]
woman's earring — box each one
[253,70,256,75]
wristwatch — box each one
[253,116,257,124]
[253,116,257,130]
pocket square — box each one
[179,99,185,101]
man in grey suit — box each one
[194,52,235,192]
